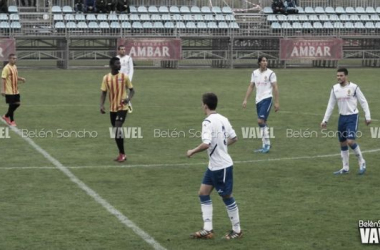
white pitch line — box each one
[0,119,166,250]
[2,148,379,171]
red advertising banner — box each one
[0,39,16,61]
[280,38,343,60]
[117,38,181,60]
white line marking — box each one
[2,148,379,170]
[0,120,166,250]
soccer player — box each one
[242,56,280,153]
[100,57,135,162]
[117,45,134,113]
[1,54,26,127]
[187,93,242,240]
[321,68,371,175]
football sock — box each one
[350,143,364,164]
[258,123,266,147]
[263,125,270,146]
[115,127,125,154]
[341,146,349,170]
[5,104,20,122]
[199,195,213,231]
[223,197,241,233]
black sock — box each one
[114,127,125,154]
[5,104,20,121]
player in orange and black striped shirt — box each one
[100,57,135,162]
[1,54,26,127]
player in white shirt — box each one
[187,93,242,240]
[242,56,280,153]
[117,45,134,112]
[321,68,371,175]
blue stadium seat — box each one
[302,22,313,29]
[176,22,186,29]
[172,14,182,21]
[329,14,339,22]
[292,22,302,29]
[121,22,131,28]
[201,6,211,14]
[334,22,344,29]
[9,14,19,21]
[88,21,99,29]
[308,14,319,22]
[324,7,335,14]
[276,15,287,22]
[313,22,323,29]
[215,15,225,22]
[0,21,10,29]
[296,6,304,14]
[186,22,196,29]
[263,6,272,14]
[153,22,164,29]
[225,15,235,22]
[365,22,375,29]
[345,7,356,14]
[204,14,214,21]
[314,6,324,14]
[370,14,380,21]
[376,7,380,13]
[218,22,228,29]
[10,21,21,29]
[86,14,97,21]
[191,6,201,13]
[211,6,222,14]
[207,22,218,29]
[108,13,118,21]
[164,21,174,29]
[137,6,148,13]
[287,15,298,22]
[52,6,62,13]
[335,7,345,14]
[344,22,354,29]
[75,13,85,21]
[99,21,110,29]
[129,14,140,21]
[170,6,180,13]
[132,22,143,29]
[161,14,171,22]
[222,6,232,14]
[66,21,76,29]
[194,14,203,22]
[365,7,376,14]
[55,22,65,29]
[77,22,88,29]
[323,21,334,29]
[270,22,281,30]
[267,15,277,22]
[110,22,120,28]
[129,5,137,13]
[319,15,329,22]
[180,6,190,14]
[97,14,107,21]
[183,14,193,22]
[65,14,75,21]
[0,14,8,21]
[281,22,292,29]
[62,6,73,13]
[340,14,350,22]
[298,15,308,22]
[140,14,150,21]
[360,14,370,22]
[355,7,366,14]
[119,14,129,21]
[150,14,161,21]
[8,6,18,13]
[229,22,239,29]
[158,6,168,13]
[354,22,365,30]
[148,6,158,13]
[305,7,315,14]
[350,14,360,21]
[197,22,206,29]
[376,22,380,28]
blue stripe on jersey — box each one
[204,119,211,123]
[209,144,218,157]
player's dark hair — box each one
[109,57,120,66]
[258,56,267,66]
[117,45,125,50]
[337,68,348,75]
[202,93,218,110]
[8,53,15,59]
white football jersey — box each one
[201,113,236,171]
[251,68,277,103]
[323,82,371,122]
[117,55,134,81]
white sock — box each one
[341,149,349,170]
[200,198,213,231]
[224,198,241,233]
[263,126,270,146]
[352,144,365,165]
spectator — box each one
[106,0,115,13]
[272,0,285,14]
[74,0,84,12]
[0,0,8,13]
[284,0,298,14]
[85,0,96,13]
[96,0,107,13]
[116,0,130,13]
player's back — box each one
[203,113,236,170]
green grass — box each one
[0,68,379,250]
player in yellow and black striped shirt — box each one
[1,54,26,127]
[100,57,135,162]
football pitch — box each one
[0,67,379,250]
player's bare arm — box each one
[122,88,135,104]
[272,82,280,112]
[100,91,107,114]
[227,137,238,146]
[242,82,255,108]
[18,77,26,83]
[187,143,210,158]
